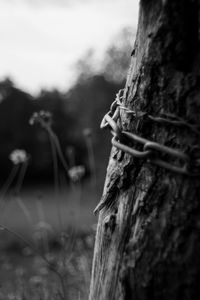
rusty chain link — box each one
[101,90,200,176]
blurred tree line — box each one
[0,28,134,185]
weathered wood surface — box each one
[89,0,200,299]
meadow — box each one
[0,182,101,300]
[0,25,131,299]
[0,110,104,300]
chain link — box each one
[112,136,151,158]
[101,90,200,176]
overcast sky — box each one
[0,0,139,94]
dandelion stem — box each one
[0,164,19,201]
[36,199,49,253]
[15,160,28,195]
[48,130,63,230]
[49,129,69,173]
[66,146,75,168]
[16,196,33,226]
[85,137,97,187]
[49,132,59,195]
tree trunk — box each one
[89,0,200,299]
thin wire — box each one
[111,90,200,137]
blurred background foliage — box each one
[0,27,133,186]
[0,26,135,300]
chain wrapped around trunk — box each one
[100,89,200,177]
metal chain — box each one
[101,90,200,176]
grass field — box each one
[0,182,101,299]
[0,110,107,299]
[1,183,99,236]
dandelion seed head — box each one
[29,110,52,126]
[9,149,28,165]
[68,165,85,182]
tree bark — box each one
[89,0,200,299]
